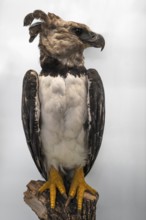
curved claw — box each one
[65,196,72,208]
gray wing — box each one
[84,69,105,176]
[21,70,47,180]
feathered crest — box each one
[24,10,61,42]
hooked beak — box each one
[89,32,105,51]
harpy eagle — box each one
[22,10,105,211]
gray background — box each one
[0,0,146,219]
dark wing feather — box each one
[84,69,105,176]
[21,70,47,180]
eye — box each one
[72,27,83,36]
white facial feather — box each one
[39,73,88,171]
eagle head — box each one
[24,10,105,66]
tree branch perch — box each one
[24,180,99,220]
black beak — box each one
[88,32,105,51]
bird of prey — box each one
[22,10,105,211]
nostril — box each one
[89,32,98,42]
[90,32,96,38]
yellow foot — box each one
[38,167,67,209]
[66,167,97,211]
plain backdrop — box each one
[0,0,146,219]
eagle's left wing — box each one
[84,68,105,176]
[21,70,47,180]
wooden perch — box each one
[24,180,99,220]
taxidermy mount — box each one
[22,10,105,220]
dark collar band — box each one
[40,58,86,77]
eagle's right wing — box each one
[21,70,47,180]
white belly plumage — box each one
[39,73,88,171]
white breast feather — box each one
[39,73,88,171]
